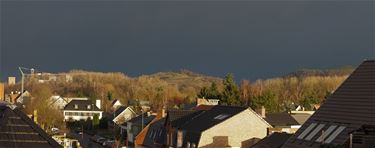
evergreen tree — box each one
[197,82,221,99]
[221,73,241,106]
[208,82,221,99]
[250,91,279,113]
[197,87,210,98]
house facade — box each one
[50,95,70,110]
[63,99,103,121]
[113,106,138,125]
[186,108,271,148]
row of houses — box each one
[109,60,375,148]
[0,60,373,148]
[107,98,306,148]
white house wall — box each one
[199,109,271,148]
[63,110,103,121]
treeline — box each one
[4,67,352,129]
[6,70,221,111]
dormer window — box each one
[74,104,78,109]
[87,105,91,109]
[214,114,229,120]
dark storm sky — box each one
[1,0,374,81]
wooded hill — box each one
[5,67,353,112]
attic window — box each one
[297,123,317,139]
[324,126,346,143]
[305,124,325,140]
[316,125,337,142]
[87,105,91,109]
[214,114,229,120]
[74,104,78,109]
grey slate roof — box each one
[265,112,300,127]
[251,132,292,148]
[171,110,205,128]
[179,106,247,132]
[0,104,61,148]
[142,118,166,147]
[63,100,101,111]
[282,60,375,148]
[167,110,197,122]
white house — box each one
[50,96,70,110]
[111,99,123,110]
[176,106,272,148]
[63,99,103,121]
[113,106,138,125]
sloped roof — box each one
[179,106,247,132]
[113,106,127,116]
[192,105,215,111]
[265,112,300,127]
[142,118,166,147]
[63,100,101,111]
[167,110,196,123]
[291,114,311,125]
[282,60,375,148]
[0,104,61,148]
[251,132,292,148]
[127,113,156,126]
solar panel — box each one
[316,125,337,142]
[305,124,325,140]
[297,123,317,139]
[324,126,346,143]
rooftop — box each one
[0,103,61,148]
[63,100,101,111]
[283,60,375,148]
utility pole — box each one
[141,109,144,130]
[18,67,26,103]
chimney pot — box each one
[96,100,101,109]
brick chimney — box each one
[261,106,266,118]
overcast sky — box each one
[1,0,374,81]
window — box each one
[325,126,346,143]
[214,114,229,120]
[87,105,91,109]
[316,125,337,142]
[297,123,317,139]
[305,124,325,140]
[74,104,78,109]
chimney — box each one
[162,106,167,118]
[261,106,266,118]
[33,110,38,124]
[96,99,101,109]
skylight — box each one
[297,123,317,139]
[305,124,325,140]
[324,126,346,143]
[214,114,229,120]
[316,125,337,142]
